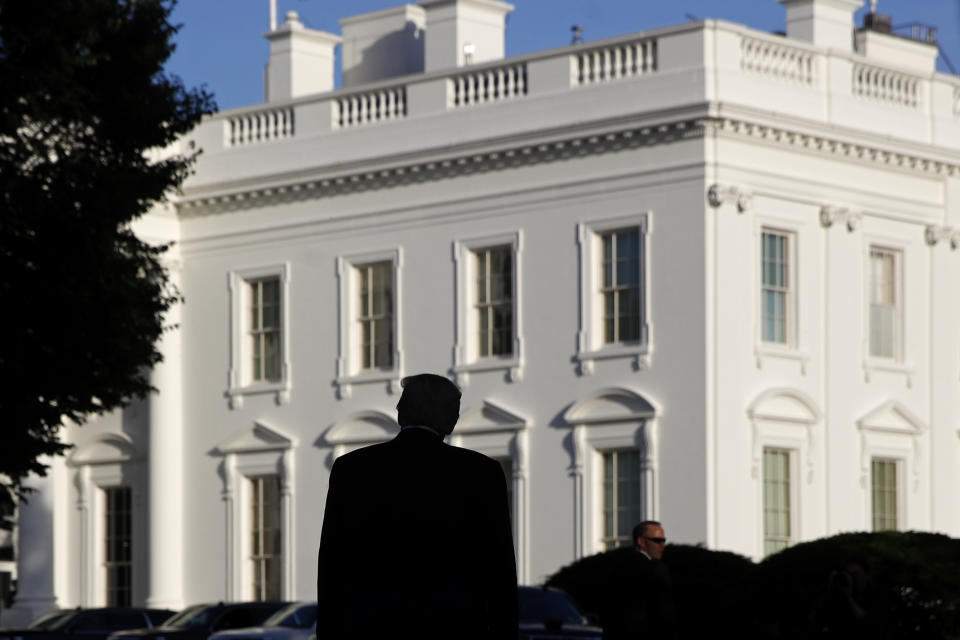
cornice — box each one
[177,114,960,218]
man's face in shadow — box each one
[635,524,666,560]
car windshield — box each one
[29,611,76,630]
[162,605,219,629]
[263,604,316,629]
[518,589,586,625]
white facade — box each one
[7,0,960,624]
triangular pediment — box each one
[857,400,926,435]
[748,388,821,424]
[564,387,657,425]
[69,433,140,465]
[457,401,528,434]
[216,421,295,455]
[325,410,400,445]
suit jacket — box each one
[317,428,518,640]
[601,550,675,640]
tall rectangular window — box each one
[871,458,898,531]
[761,230,791,344]
[249,278,282,382]
[602,449,643,550]
[475,246,513,358]
[357,262,394,370]
[762,448,792,556]
[250,475,282,601]
[104,486,132,607]
[600,228,641,344]
[869,247,899,359]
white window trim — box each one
[323,410,400,461]
[575,213,652,375]
[335,248,404,399]
[753,219,810,372]
[227,263,292,409]
[215,422,296,602]
[862,237,914,383]
[747,387,821,560]
[856,400,926,530]
[564,387,658,559]
[449,400,530,583]
[67,434,145,607]
[452,231,524,386]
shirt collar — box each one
[400,424,442,437]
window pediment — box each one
[216,420,295,455]
[857,400,926,435]
[564,387,657,425]
[68,433,140,465]
[457,401,528,434]
[747,388,821,424]
[325,410,400,446]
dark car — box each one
[108,603,288,640]
[518,586,602,640]
[0,608,175,640]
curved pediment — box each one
[563,387,657,425]
[325,410,400,446]
[857,400,926,435]
[69,433,140,465]
[747,388,821,425]
[457,401,528,434]
[216,421,295,455]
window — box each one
[250,475,282,601]
[575,213,650,375]
[871,458,898,531]
[600,228,641,344]
[475,246,513,358]
[869,247,900,359]
[761,230,792,345]
[762,448,791,556]
[227,263,291,408]
[601,449,644,550]
[104,486,132,607]
[357,262,394,370]
[249,278,282,382]
[335,249,403,398]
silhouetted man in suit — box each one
[317,373,518,640]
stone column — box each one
[144,260,185,610]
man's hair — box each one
[396,373,461,434]
[633,520,662,544]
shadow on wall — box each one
[344,21,424,87]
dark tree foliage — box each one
[0,0,215,525]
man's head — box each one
[633,520,666,560]
[396,373,461,436]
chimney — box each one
[854,9,937,74]
[420,0,515,72]
[340,5,426,88]
[778,0,863,50]
[264,11,342,102]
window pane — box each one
[762,449,791,556]
[602,235,613,288]
[104,487,132,607]
[602,449,644,550]
[250,475,282,601]
[872,459,898,531]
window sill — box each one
[575,343,651,376]
[755,344,810,374]
[335,369,402,399]
[452,357,523,386]
[226,380,290,409]
[863,358,915,387]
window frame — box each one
[870,457,901,532]
[335,248,403,399]
[575,213,651,375]
[248,474,283,601]
[600,448,646,551]
[227,263,292,409]
[761,447,795,556]
[758,227,796,348]
[865,244,903,362]
[452,231,523,386]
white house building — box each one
[6,0,960,624]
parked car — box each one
[0,608,175,640]
[108,603,287,640]
[518,586,602,640]
[206,602,315,640]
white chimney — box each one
[778,0,863,50]
[264,11,342,102]
[419,0,514,72]
[340,4,426,88]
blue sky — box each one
[166,0,960,111]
